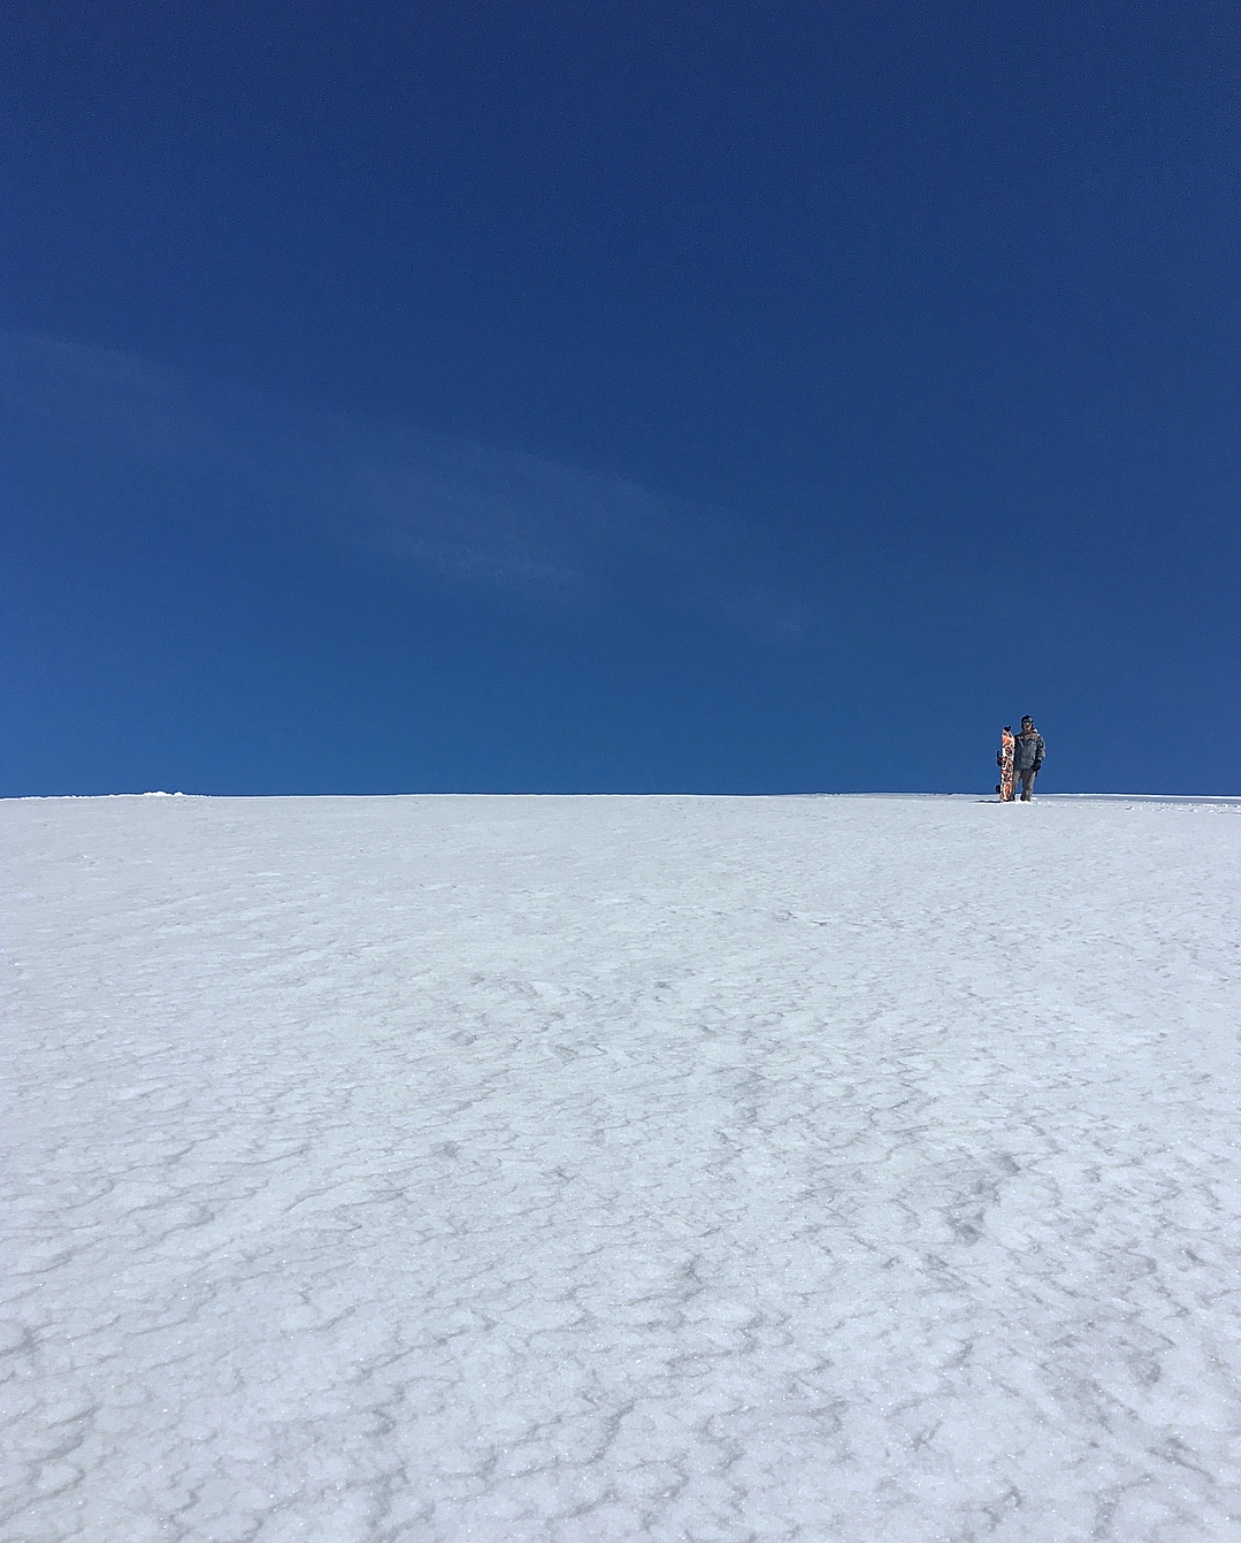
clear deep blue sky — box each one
[2,0,1238,795]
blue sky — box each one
[2,0,1238,794]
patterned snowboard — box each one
[996,726,1015,801]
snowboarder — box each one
[1013,716,1045,801]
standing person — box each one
[1013,715,1045,801]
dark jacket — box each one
[1013,729,1045,771]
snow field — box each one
[2,793,1240,1541]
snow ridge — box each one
[2,794,1239,1541]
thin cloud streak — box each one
[0,333,816,635]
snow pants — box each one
[1017,767,1039,801]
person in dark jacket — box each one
[1013,716,1045,800]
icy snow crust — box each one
[2,793,1240,1543]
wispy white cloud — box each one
[0,332,815,633]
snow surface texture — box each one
[2,794,1240,1543]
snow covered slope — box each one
[3,793,1239,1543]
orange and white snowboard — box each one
[996,726,1015,801]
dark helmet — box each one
[1021,715,1034,727]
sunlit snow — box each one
[3,793,1240,1541]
